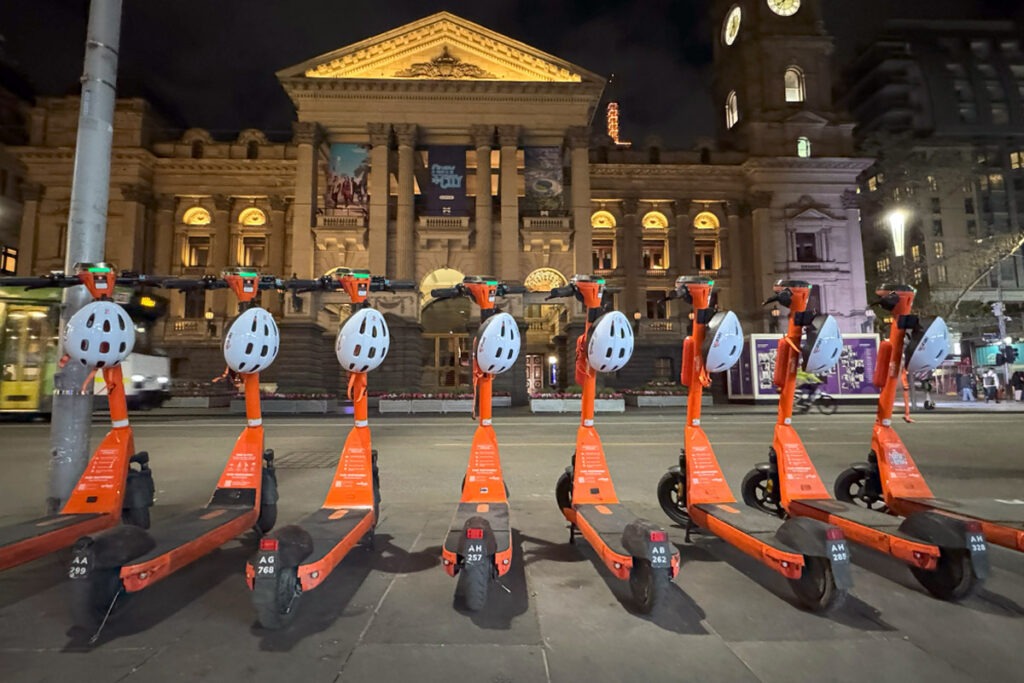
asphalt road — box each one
[1,410,1023,682]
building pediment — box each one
[278,12,602,85]
[783,110,831,126]
[789,207,841,222]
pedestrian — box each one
[1012,370,1024,402]
[959,373,975,402]
[983,369,999,403]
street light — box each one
[887,209,907,281]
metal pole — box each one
[47,0,123,512]
[994,283,1011,392]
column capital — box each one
[724,200,744,217]
[367,123,392,147]
[749,191,773,210]
[470,124,494,149]
[155,193,177,211]
[394,123,418,147]
[119,183,154,207]
[566,126,591,149]
[497,124,520,148]
[212,194,232,211]
[20,182,44,202]
[841,189,860,210]
[292,121,323,146]
[620,197,640,216]
[269,195,290,212]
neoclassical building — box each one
[10,2,871,399]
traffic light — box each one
[1004,346,1018,364]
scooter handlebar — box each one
[381,279,416,291]
[499,284,527,295]
[545,284,576,300]
[430,286,462,300]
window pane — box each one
[795,233,817,262]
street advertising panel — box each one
[727,334,879,400]
[325,143,370,217]
[424,146,467,216]
[523,147,564,214]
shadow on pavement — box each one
[0,551,73,610]
[451,529,529,630]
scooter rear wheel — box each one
[629,558,670,614]
[833,468,887,512]
[71,568,125,630]
[656,471,690,527]
[911,549,979,601]
[253,566,301,629]
[460,561,490,612]
[789,557,846,613]
[741,469,783,517]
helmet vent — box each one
[368,347,377,359]
[245,342,254,355]
[99,341,110,354]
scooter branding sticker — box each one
[886,448,908,468]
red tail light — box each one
[649,530,668,542]
[259,538,279,551]
[825,527,844,541]
[466,528,485,540]
[965,521,983,534]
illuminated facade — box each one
[10,5,870,397]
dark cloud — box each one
[0,1,1019,147]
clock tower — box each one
[712,0,853,157]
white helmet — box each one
[476,312,520,375]
[803,314,842,374]
[587,311,634,373]
[703,311,743,373]
[336,308,390,373]
[63,300,135,368]
[906,317,950,374]
[223,307,279,374]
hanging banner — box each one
[425,146,467,216]
[728,334,880,400]
[523,147,564,214]
[325,144,370,217]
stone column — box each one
[152,194,175,274]
[567,126,592,276]
[620,197,642,318]
[723,201,746,316]
[288,121,320,282]
[471,124,494,274]
[211,194,233,317]
[16,183,43,275]
[842,189,868,331]
[497,125,520,280]
[394,123,417,280]
[749,192,774,332]
[674,202,693,276]
[367,123,391,276]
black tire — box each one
[256,504,277,534]
[555,472,573,511]
[629,559,671,614]
[656,472,690,527]
[816,395,838,415]
[460,560,490,612]
[833,467,887,512]
[910,549,979,601]
[71,568,125,630]
[253,566,301,629]
[789,557,846,613]
[741,469,783,517]
[121,505,150,530]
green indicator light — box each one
[486,280,498,286]
[87,266,112,273]
[708,280,715,287]
[353,273,370,279]
[238,271,258,278]
[595,278,606,285]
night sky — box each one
[1,0,1022,147]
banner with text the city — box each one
[424,146,467,216]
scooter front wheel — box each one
[789,557,847,613]
[629,558,670,614]
[833,468,887,512]
[121,505,150,530]
[555,472,573,512]
[256,504,278,534]
[459,561,490,611]
[741,469,783,517]
[656,471,690,527]
[71,568,126,630]
[253,566,301,629]
[910,549,979,601]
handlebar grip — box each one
[386,280,417,291]
[545,285,575,300]
[501,284,527,295]
[430,287,461,299]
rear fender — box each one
[621,518,673,570]
[899,511,990,579]
[848,462,872,474]
[753,462,772,473]
[72,525,155,572]
[775,517,853,589]
[667,465,682,476]
[459,516,498,561]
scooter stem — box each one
[242,373,262,426]
[102,365,130,428]
[477,372,493,426]
[349,371,369,427]
[776,288,810,426]
[683,283,712,425]
[876,290,916,425]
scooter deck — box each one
[573,503,636,556]
[789,498,939,566]
[695,503,793,538]
[0,513,111,571]
[897,497,1024,551]
[443,502,511,555]
[295,506,375,591]
[691,503,806,580]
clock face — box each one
[723,5,742,46]
[767,0,801,16]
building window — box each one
[184,289,206,319]
[876,257,890,275]
[725,91,738,129]
[238,207,267,226]
[694,240,718,271]
[867,175,879,192]
[934,241,944,258]
[784,66,805,103]
[185,236,211,267]
[0,245,17,274]
[246,141,259,160]
[795,232,818,262]
[912,266,924,284]
[191,140,204,159]
[642,241,667,270]
[992,103,1009,125]
[936,264,948,283]
[241,236,267,267]
[183,206,212,225]
[797,136,811,158]
[965,198,975,214]
[927,176,938,191]
[930,197,941,213]
[911,244,922,262]
[641,211,669,229]
[959,104,977,123]
[932,219,943,236]
[1011,151,1024,170]
[646,290,668,319]
[592,239,614,271]
[591,210,616,229]
[693,211,720,230]
[653,357,673,381]
[990,173,1004,189]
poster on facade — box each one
[424,146,467,216]
[727,334,880,400]
[325,143,370,217]
[523,147,564,214]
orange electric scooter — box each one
[656,276,852,612]
[744,279,987,600]
[833,284,1007,552]
[435,276,524,611]
[245,268,414,629]
[0,263,154,571]
[549,275,680,613]
[69,269,281,636]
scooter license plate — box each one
[68,552,91,580]
[826,538,854,589]
[649,543,671,568]
[254,550,278,579]
[464,542,487,565]
[966,532,990,578]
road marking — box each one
[432,440,866,447]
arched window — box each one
[725,91,738,129]
[797,136,812,158]
[693,211,720,230]
[238,207,267,226]
[191,140,204,159]
[182,206,211,225]
[641,211,669,229]
[246,140,259,160]
[591,210,617,229]
[785,66,805,103]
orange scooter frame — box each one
[657,276,852,612]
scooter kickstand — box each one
[87,588,124,645]
[568,523,577,545]
[684,519,694,544]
